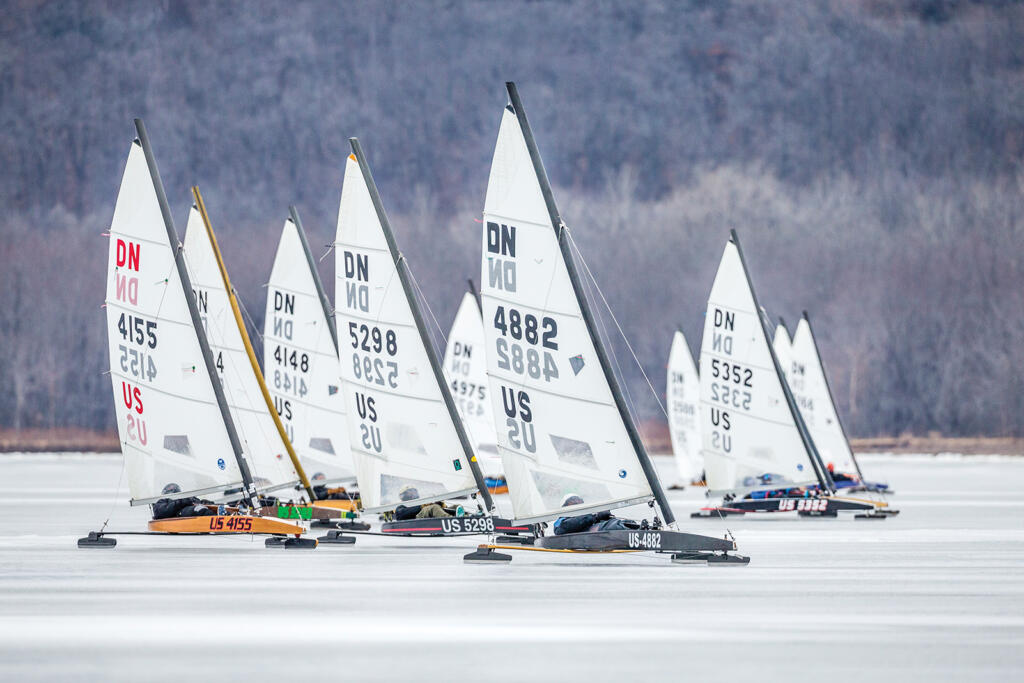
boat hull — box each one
[691,495,878,517]
[147,515,305,535]
[536,529,735,553]
[380,515,532,536]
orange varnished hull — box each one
[147,515,305,535]
[312,499,359,512]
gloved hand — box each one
[597,510,612,521]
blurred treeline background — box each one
[1,0,1022,443]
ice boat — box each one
[442,281,506,494]
[262,207,369,530]
[782,313,890,494]
[79,120,314,548]
[464,83,747,565]
[667,329,704,489]
[691,232,891,519]
[331,139,530,540]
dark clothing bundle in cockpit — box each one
[152,497,213,520]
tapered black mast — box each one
[289,206,339,355]
[133,119,259,508]
[348,138,496,512]
[729,230,835,493]
[467,278,483,316]
[505,82,676,526]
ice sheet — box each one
[0,454,1022,681]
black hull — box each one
[536,529,735,553]
[691,496,876,517]
[381,515,532,537]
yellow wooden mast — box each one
[191,186,316,502]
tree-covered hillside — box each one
[1,0,1022,437]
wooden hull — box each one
[147,515,305,535]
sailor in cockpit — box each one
[151,483,214,520]
[552,493,644,535]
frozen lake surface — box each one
[0,454,1021,681]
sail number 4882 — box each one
[493,306,558,349]
[496,339,558,382]
[628,532,661,549]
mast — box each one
[505,82,676,526]
[801,310,865,481]
[348,138,496,512]
[290,206,339,354]
[728,230,835,493]
[191,187,317,502]
[467,278,483,315]
[133,119,259,509]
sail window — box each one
[162,435,192,457]
[309,438,335,455]
[528,470,611,510]
[549,435,599,470]
[379,474,447,504]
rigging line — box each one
[405,264,447,348]
[571,234,647,450]
[567,231,730,533]
[566,231,669,422]
[234,290,265,354]
[99,441,129,533]
[405,262,490,477]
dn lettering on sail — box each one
[344,251,370,312]
[272,290,295,340]
[711,308,734,356]
[486,222,517,292]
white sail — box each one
[773,322,792,375]
[667,330,702,484]
[787,316,859,475]
[106,142,243,504]
[264,218,356,485]
[481,105,653,524]
[442,291,501,476]
[182,207,301,496]
[699,235,820,496]
[334,153,478,512]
